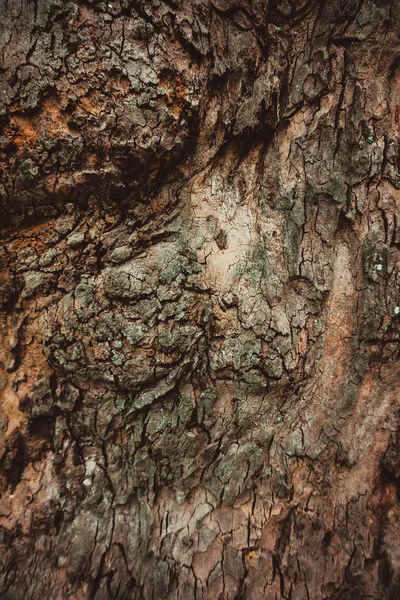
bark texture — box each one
[1,0,400,598]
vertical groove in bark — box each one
[0,0,400,598]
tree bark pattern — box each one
[1,1,400,598]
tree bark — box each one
[1,0,400,598]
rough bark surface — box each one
[1,0,400,598]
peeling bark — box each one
[1,0,400,598]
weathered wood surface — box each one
[1,1,400,598]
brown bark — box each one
[1,0,400,598]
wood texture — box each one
[1,1,400,598]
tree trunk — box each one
[1,0,400,598]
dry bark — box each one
[1,0,400,598]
